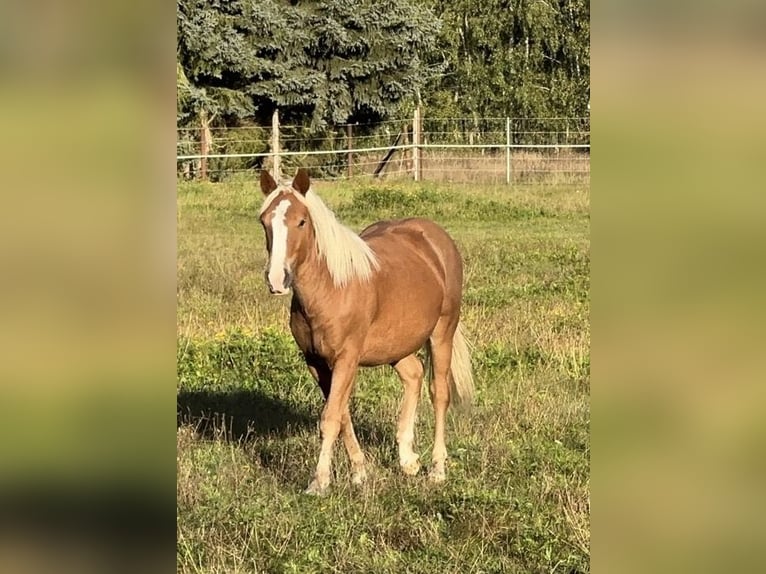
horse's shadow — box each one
[177,388,318,442]
[177,389,394,470]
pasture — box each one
[176,177,590,573]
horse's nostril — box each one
[283,269,293,288]
[265,271,277,294]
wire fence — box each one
[177,113,589,186]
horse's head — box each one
[259,169,313,295]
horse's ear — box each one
[260,170,278,195]
[292,168,310,195]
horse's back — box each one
[361,217,463,294]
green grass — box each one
[177,178,590,573]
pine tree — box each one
[176,0,443,130]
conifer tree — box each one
[177,0,443,129]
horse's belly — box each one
[359,323,435,366]
[359,287,442,366]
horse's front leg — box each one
[305,356,367,486]
[305,353,360,495]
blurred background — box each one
[0,1,174,572]
[593,1,766,573]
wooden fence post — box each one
[347,123,353,178]
[506,117,511,185]
[413,106,422,182]
[402,123,409,175]
[271,109,280,180]
[199,109,209,181]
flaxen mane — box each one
[260,184,378,288]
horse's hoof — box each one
[304,478,330,496]
[428,467,446,483]
[351,466,368,485]
[400,457,421,476]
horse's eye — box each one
[298,219,306,228]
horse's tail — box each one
[424,320,475,410]
[449,321,475,409]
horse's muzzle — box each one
[266,268,292,295]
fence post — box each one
[402,123,409,175]
[347,123,353,178]
[271,109,280,180]
[413,106,421,182]
[199,109,209,181]
[505,117,511,185]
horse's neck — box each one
[291,252,337,318]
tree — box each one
[423,0,589,128]
[177,0,444,130]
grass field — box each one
[177,177,590,573]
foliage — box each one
[335,183,581,222]
[177,0,443,129]
[177,0,589,135]
[423,0,590,126]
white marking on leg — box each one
[267,199,291,293]
[398,427,420,476]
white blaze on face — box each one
[267,199,291,293]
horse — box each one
[258,168,474,494]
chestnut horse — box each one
[258,169,474,494]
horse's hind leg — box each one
[393,354,424,476]
[428,316,458,482]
